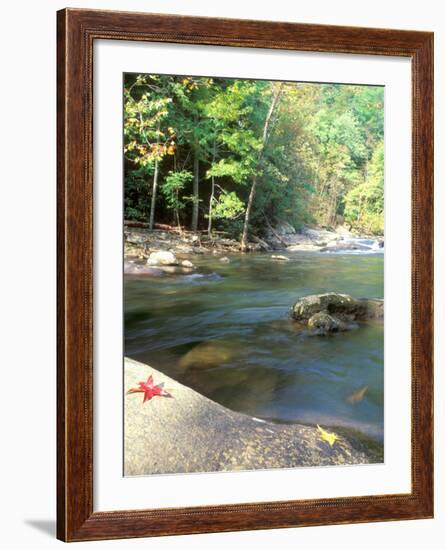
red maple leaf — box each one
[127,375,172,403]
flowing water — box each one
[125,249,384,443]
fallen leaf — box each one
[127,374,172,404]
[347,385,368,404]
[317,424,339,447]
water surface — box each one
[125,251,383,442]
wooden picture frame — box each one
[57,8,434,542]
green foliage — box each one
[344,141,384,234]
[124,166,153,220]
[161,170,193,210]
[123,79,175,168]
[123,74,385,236]
[207,159,254,184]
[210,191,245,220]
[217,218,245,239]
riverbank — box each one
[125,357,383,476]
[124,221,384,262]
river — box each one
[125,249,384,444]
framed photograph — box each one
[57,8,433,542]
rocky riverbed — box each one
[124,223,384,277]
[125,358,383,476]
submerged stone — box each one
[178,340,233,370]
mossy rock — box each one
[292,293,383,322]
[307,312,348,333]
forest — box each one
[124,74,384,247]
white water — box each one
[323,237,384,255]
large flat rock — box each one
[124,358,382,476]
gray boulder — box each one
[303,227,340,245]
[125,357,382,475]
[126,233,148,244]
[275,221,296,235]
[307,312,348,333]
[146,250,178,266]
[292,293,383,322]
[363,298,384,319]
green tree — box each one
[204,79,262,237]
[161,170,194,229]
[124,75,176,228]
[310,85,368,226]
[169,77,216,231]
[123,75,385,241]
[344,141,384,234]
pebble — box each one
[181,260,195,269]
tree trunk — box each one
[175,206,181,231]
[173,155,182,233]
[191,146,200,232]
[240,84,283,252]
[208,139,216,238]
[327,176,338,227]
[148,122,161,230]
[149,159,159,230]
[263,212,287,247]
[364,131,371,182]
[240,174,259,252]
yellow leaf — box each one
[317,425,339,447]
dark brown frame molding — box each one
[57,8,434,542]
